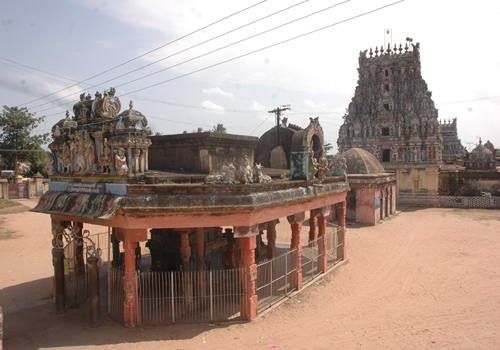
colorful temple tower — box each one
[337,41,444,205]
[440,118,465,165]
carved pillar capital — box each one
[287,212,305,225]
[234,224,259,238]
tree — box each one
[0,106,48,173]
[323,142,337,161]
[145,126,162,136]
[211,123,227,133]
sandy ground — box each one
[1,199,500,349]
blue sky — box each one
[1,0,499,153]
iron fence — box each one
[326,224,344,268]
[108,268,246,325]
[256,248,296,313]
[302,237,322,286]
[108,266,124,322]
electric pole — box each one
[268,105,290,148]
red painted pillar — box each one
[266,220,277,260]
[196,228,206,296]
[235,225,259,321]
[337,201,347,261]
[308,210,317,246]
[317,216,327,272]
[123,240,138,328]
[196,228,205,271]
[241,236,258,320]
[179,230,194,308]
[180,231,191,272]
[315,206,331,273]
[119,229,147,328]
[288,212,305,291]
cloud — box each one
[202,87,234,99]
[251,100,266,111]
[304,98,317,108]
[201,100,225,112]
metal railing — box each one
[257,224,345,314]
[108,268,246,325]
[302,237,322,286]
[256,248,296,313]
[326,224,344,268]
[108,267,124,322]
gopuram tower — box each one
[337,40,443,205]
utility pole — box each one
[268,105,290,148]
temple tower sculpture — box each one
[337,41,444,205]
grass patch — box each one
[0,199,22,209]
[0,200,29,239]
[0,217,20,240]
[0,200,29,214]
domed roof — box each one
[339,148,385,174]
[469,140,493,161]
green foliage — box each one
[211,123,227,133]
[480,191,492,197]
[145,126,162,137]
[190,124,227,133]
[280,173,288,179]
[0,106,48,171]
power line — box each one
[25,0,339,113]
[21,1,403,121]
[17,0,268,108]
[438,95,500,105]
[121,1,404,97]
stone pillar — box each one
[123,241,138,328]
[337,202,347,261]
[119,228,147,328]
[180,230,191,272]
[87,256,101,327]
[179,230,194,310]
[32,172,42,197]
[308,210,317,245]
[266,220,277,260]
[53,247,65,313]
[287,212,305,291]
[195,228,205,271]
[196,228,206,296]
[234,225,259,321]
[314,206,331,273]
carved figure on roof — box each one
[332,157,347,182]
[45,153,55,176]
[254,163,272,183]
[73,136,85,173]
[240,155,253,184]
[115,148,128,176]
[61,142,71,173]
[84,133,96,172]
[205,163,236,185]
[317,156,329,183]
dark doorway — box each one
[382,149,391,162]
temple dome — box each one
[339,148,386,174]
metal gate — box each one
[8,182,28,199]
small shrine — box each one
[464,139,497,170]
[33,92,350,328]
[46,88,151,180]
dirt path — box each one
[2,202,500,349]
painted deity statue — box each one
[115,148,128,175]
